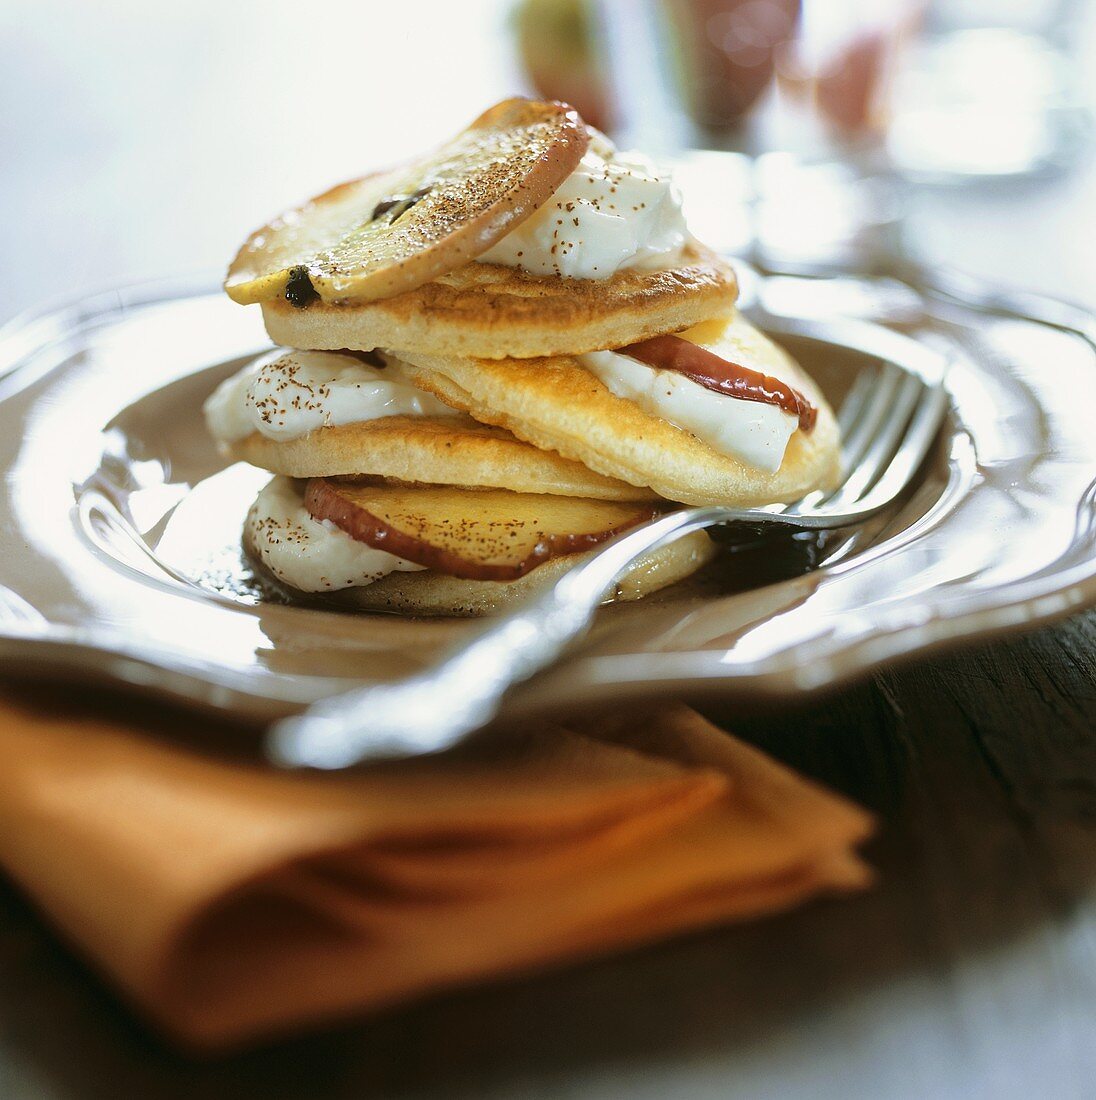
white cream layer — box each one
[247,477,424,592]
[479,136,689,279]
[204,349,458,444]
[580,319,800,473]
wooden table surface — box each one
[2,2,1094,1096]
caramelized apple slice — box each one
[305,479,656,581]
[225,98,588,306]
[621,334,817,430]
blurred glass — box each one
[511,0,1093,275]
[513,0,1092,181]
[674,150,901,273]
[752,0,1092,179]
[512,0,802,144]
[884,2,1092,180]
[770,0,920,154]
[660,0,800,134]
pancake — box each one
[261,242,737,360]
[222,415,656,500]
[246,519,715,618]
[391,312,841,508]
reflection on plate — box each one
[0,268,1093,725]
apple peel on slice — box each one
[225,98,588,306]
[305,479,657,581]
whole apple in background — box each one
[813,28,890,137]
[514,0,800,139]
[514,0,614,132]
[776,1,923,142]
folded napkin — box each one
[0,688,872,1051]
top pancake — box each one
[261,242,737,360]
[389,312,841,508]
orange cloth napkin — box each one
[0,688,872,1051]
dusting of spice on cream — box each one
[204,349,459,444]
[479,135,689,279]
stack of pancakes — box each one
[206,99,839,616]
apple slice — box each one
[621,334,818,430]
[305,479,656,581]
[225,98,588,307]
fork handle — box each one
[267,506,732,768]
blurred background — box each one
[1,0,1093,319]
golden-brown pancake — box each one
[261,242,737,360]
[222,415,656,500]
[390,312,841,508]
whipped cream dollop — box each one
[580,319,800,473]
[248,477,424,592]
[479,137,689,279]
[204,349,458,444]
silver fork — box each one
[267,364,949,769]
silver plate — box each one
[0,270,1093,725]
